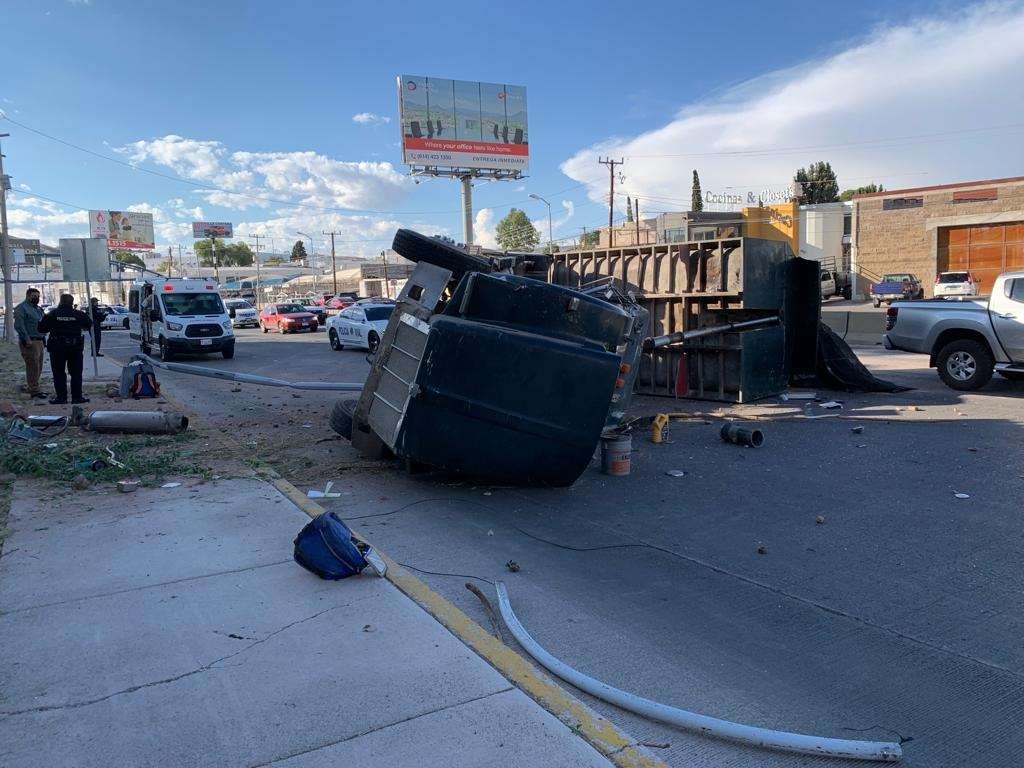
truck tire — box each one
[329,398,358,440]
[367,331,381,353]
[158,337,175,363]
[936,338,994,391]
[222,343,235,360]
[391,228,493,278]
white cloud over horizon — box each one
[352,112,391,125]
[561,2,1024,213]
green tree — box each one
[112,249,145,268]
[795,161,840,204]
[495,208,540,251]
[580,230,600,248]
[223,242,255,267]
[290,240,308,263]
[625,195,633,222]
[156,259,173,274]
[195,238,228,267]
[840,183,884,201]
[265,256,283,266]
[691,170,703,212]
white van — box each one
[128,278,235,361]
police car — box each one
[326,300,395,353]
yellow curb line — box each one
[270,475,668,768]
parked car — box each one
[934,271,980,298]
[871,273,924,307]
[259,302,319,334]
[224,299,260,328]
[326,302,395,352]
[820,270,837,299]
[304,303,328,329]
[883,271,1024,390]
[100,305,130,330]
[324,295,356,310]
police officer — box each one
[38,293,92,405]
[89,297,108,356]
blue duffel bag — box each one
[293,512,368,580]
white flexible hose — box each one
[495,582,902,762]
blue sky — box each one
[3,0,1023,257]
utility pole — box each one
[634,198,641,245]
[167,245,174,276]
[322,230,339,296]
[460,175,473,245]
[598,157,623,247]
[248,233,264,308]
[0,134,13,342]
[177,244,183,276]
[380,250,390,299]
[210,236,220,284]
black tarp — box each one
[815,323,911,393]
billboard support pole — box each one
[461,175,473,246]
[80,240,99,381]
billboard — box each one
[89,210,155,250]
[193,221,234,238]
[398,75,528,173]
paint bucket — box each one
[601,434,632,476]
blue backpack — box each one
[293,512,368,580]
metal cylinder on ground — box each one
[720,422,764,448]
[85,411,189,434]
[601,433,632,476]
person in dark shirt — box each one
[89,297,109,356]
[38,293,92,405]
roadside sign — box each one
[89,210,155,249]
[59,238,111,281]
[193,221,233,238]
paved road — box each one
[103,327,1024,767]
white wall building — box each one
[798,201,852,269]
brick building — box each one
[852,176,1024,298]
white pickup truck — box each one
[883,271,1024,390]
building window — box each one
[843,213,851,236]
[882,197,924,211]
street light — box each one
[529,193,553,253]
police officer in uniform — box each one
[38,293,92,405]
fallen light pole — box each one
[146,358,364,392]
[495,582,902,763]
[643,314,781,352]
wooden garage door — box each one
[938,222,1024,295]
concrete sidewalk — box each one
[0,477,618,767]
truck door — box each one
[991,277,1024,361]
[128,287,142,340]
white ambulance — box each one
[128,278,235,361]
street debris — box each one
[851,426,865,434]
[666,469,687,477]
[307,481,342,499]
[601,433,632,476]
[293,512,369,580]
[505,560,521,573]
[816,516,826,525]
[820,401,844,409]
[781,392,818,401]
[85,410,189,435]
[117,479,140,493]
[71,474,91,491]
[954,492,971,499]
[494,582,902,762]
[161,482,182,489]
[721,423,765,448]
[757,544,768,555]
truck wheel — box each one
[936,339,994,391]
[222,344,235,360]
[367,331,381,353]
[141,342,151,356]
[329,329,344,351]
[872,299,881,308]
[328,398,358,440]
[262,323,269,334]
[391,228,493,278]
[123,318,130,330]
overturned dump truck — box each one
[330,230,649,487]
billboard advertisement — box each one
[89,210,155,250]
[398,75,528,173]
[192,221,234,238]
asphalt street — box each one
[103,326,1024,768]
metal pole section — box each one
[530,193,552,252]
[248,233,263,308]
[0,134,14,342]
[381,250,390,299]
[210,235,220,284]
[643,315,781,352]
[81,240,99,380]
[322,230,338,295]
[635,198,641,245]
[460,174,473,245]
[598,157,623,247]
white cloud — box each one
[561,3,1024,211]
[5,194,88,242]
[119,136,410,213]
[352,112,391,125]
[473,209,497,248]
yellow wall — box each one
[742,202,799,255]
